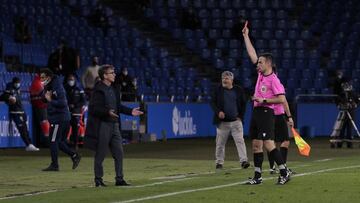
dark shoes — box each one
[241,161,250,169]
[115,180,131,186]
[42,165,59,172]
[277,171,291,185]
[215,164,223,169]
[71,153,81,170]
[95,180,107,187]
[245,177,263,185]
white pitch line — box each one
[152,163,314,180]
[0,178,195,200]
[130,178,195,188]
[114,165,360,203]
[314,158,333,162]
[0,190,58,201]
[0,160,342,201]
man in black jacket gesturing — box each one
[84,65,143,187]
[211,71,250,170]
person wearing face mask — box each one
[1,77,39,151]
[210,71,250,171]
[39,69,81,171]
[64,74,86,148]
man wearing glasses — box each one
[85,64,143,187]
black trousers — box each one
[11,113,31,146]
[94,122,124,182]
[69,115,81,146]
[49,121,76,167]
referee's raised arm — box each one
[242,21,258,65]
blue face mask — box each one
[14,83,20,89]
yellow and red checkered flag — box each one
[291,128,311,156]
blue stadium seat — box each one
[302,69,314,78]
[300,30,311,40]
[207,0,217,8]
[212,49,222,58]
[286,78,297,89]
[198,38,207,49]
[215,58,225,69]
[251,9,262,19]
[288,30,299,39]
[226,58,237,68]
[295,40,305,49]
[229,49,239,58]
[261,30,273,39]
[256,39,266,49]
[225,9,235,18]
[212,19,222,29]
[211,9,223,18]
[209,29,219,39]
[216,39,227,49]
[264,19,274,29]
[246,0,257,8]
[275,30,285,40]
[277,10,287,19]
[321,88,333,94]
[229,39,240,49]
[180,0,189,8]
[225,19,234,29]
[252,20,262,29]
[269,39,279,49]
[201,48,211,59]
[308,59,320,69]
[296,50,306,59]
[232,0,241,8]
[222,29,231,38]
[283,49,293,59]
[264,9,275,19]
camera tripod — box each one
[330,109,360,145]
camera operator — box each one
[332,70,360,148]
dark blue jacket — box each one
[3,82,24,113]
[84,81,133,150]
[210,84,247,125]
[45,75,71,123]
[64,82,86,115]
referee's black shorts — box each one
[274,114,290,142]
[249,107,275,140]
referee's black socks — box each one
[269,149,287,177]
[253,152,264,178]
[280,147,288,164]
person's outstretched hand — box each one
[131,107,144,116]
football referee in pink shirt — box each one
[242,22,290,185]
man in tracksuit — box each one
[64,74,86,148]
[1,77,39,151]
[40,68,81,171]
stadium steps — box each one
[101,0,218,81]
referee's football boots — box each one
[245,177,263,185]
[277,170,291,185]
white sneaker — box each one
[25,144,40,152]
